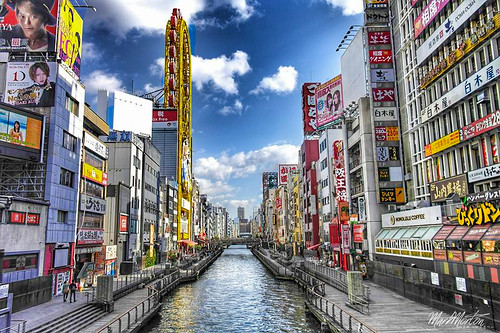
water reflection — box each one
[143,245,320,332]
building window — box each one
[320,158,327,170]
[59,168,74,187]
[65,94,79,116]
[57,210,68,223]
[62,131,77,152]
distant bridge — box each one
[220,237,259,247]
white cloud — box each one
[324,0,363,15]
[197,178,238,200]
[143,83,162,94]
[82,42,101,61]
[219,99,244,116]
[192,51,251,94]
[83,70,124,96]
[149,57,164,76]
[250,66,298,95]
[85,0,257,37]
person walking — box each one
[62,282,69,302]
[69,280,77,303]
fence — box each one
[113,264,170,300]
[0,320,26,333]
[305,287,376,333]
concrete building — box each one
[300,139,319,248]
[161,179,178,252]
[237,206,245,220]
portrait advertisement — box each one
[0,104,42,151]
[58,0,82,78]
[4,61,57,107]
[0,0,59,52]
[315,75,343,128]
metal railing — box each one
[306,287,377,333]
[0,320,26,333]
[113,263,170,299]
[96,270,180,333]
[304,261,370,301]
[253,248,293,278]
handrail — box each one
[306,286,377,333]
[0,320,26,333]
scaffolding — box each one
[0,158,46,199]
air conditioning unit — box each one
[477,91,489,104]
[490,181,498,189]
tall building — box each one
[300,140,319,248]
[237,206,245,220]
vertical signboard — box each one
[278,164,297,186]
[58,0,83,77]
[302,82,320,135]
[152,108,178,129]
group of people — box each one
[62,281,78,303]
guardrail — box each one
[113,263,171,300]
[95,270,180,333]
[306,287,376,333]
[0,320,26,333]
[304,261,370,301]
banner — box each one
[333,140,348,204]
[0,0,59,52]
[152,108,178,129]
[58,0,83,78]
[413,0,450,38]
[316,75,343,128]
[424,130,460,157]
[341,225,350,254]
[367,31,391,45]
[5,62,57,107]
[461,110,500,141]
[302,83,320,135]
[82,163,108,186]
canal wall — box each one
[251,247,294,280]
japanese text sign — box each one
[457,202,500,226]
[333,140,348,204]
[413,0,450,38]
[429,174,468,203]
[367,31,391,45]
[461,110,500,141]
[278,164,297,186]
[302,83,320,135]
[372,88,395,102]
[468,163,500,183]
[369,50,393,64]
[424,130,460,157]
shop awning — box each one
[463,225,491,241]
[420,226,441,240]
[482,225,500,240]
[375,229,390,240]
[401,227,419,239]
[433,225,456,240]
[385,228,399,239]
[447,226,469,240]
[307,243,321,250]
[77,262,95,279]
[392,228,408,240]
[178,240,197,246]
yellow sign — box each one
[58,0,84,78]
[425,130,460,157]
[421,14,500,89]
[386,127,399,141]
[457,202,500,226]
[82,163,103,184]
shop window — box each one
[65,94,79,117]
[54,248,69,268]
[57,210,67,223]
[2,253,38,273]
[62,131,77,152]
[59,168,74,187]
[79,213,103,229]
[84,150,104,170]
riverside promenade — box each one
[252,246,489,333]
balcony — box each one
[349,157,361,170]
[351,182,364,196]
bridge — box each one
[220,237,259,247]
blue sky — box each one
[79,0,363,218]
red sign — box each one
[460,110,500,141]
[413,0,450,38]
[27,213,40,225]
[333,140,348,204]
[330,218,340,251]
[375,127,387,141]
[302,83,320,135]
[10,212,25,224]
[367,31,391,45]
[353,225,364,243]
[276,198,282,210]
[372,88,395,102]
[278,164,297,186]
[119,215,128,233]
[341,225,350,254]
[369,50,393,63]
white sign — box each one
[456,277,467,292]
[278,164,298,186]
[84,132,109,159]
[370,69,395,83]
[421,56,500,123]
[182,198,190,211]
[374,107,398,121]
[416,0,488,65]
[80,194,106,215]
[468,163,500,183]
[431,272,439,286]
[0,284,9,299]
[382,206,442,228]
[358,196,366,221]
[105,245,117,260]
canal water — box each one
[142,245,321,332]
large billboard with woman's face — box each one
[0,0,59,52]
[4,62,57,107]
[315,75,343,128]
[0,102,44,161]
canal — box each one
[142,245,321,332]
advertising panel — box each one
[77,228,104,245]
[0,102,44,161]
[468,163,500,183]
[370,69,395,83]
[372,88,395,102]
[424,130,460,157]
[466,188,500,203]
[10,211,25,224]
[373,107,397,121]
[27,213,39,225]
[262,171,278,194]
[333,140,348,204]
[5,62,57,107]
[375,126,399,141]
[382,206,442,228]
[302,82,320,135]
[377,146,400,161]
[58,0,83,77]
[429,174,468,203]
[369,50,392,64]
[353,224,364,243]
[367,31,391,45]
[84,132,108,159]
[105,245,117,260]
[119,215,128,233]
[413,0,450,38]
[365,0,388,8]
[416,0,488,65]
[316,75,343,128]
[341,225,350,254]
[80,193,106,215]
[420,55,500,122]
[0,0,59,52]
[379,187,405,203]
[82,163,108,186]
[330,218,340,251]
[278,164,297,186]
[152,108,177,129]
[365,10,389,25]
[461,110,500,142]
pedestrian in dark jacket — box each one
[69,281,77,303]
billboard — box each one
[0,0,59,52]
[0,102,44,161]
[152,108,177,129]
[413,0,450,38]
[302,82,320,135]
[425,130,460,157]
[316,75,343,128]
[262,172,278,193]
[278,164,297,186]
[367,31,391,45]
[4,62,57,107]
[58,0,83,78]
[372,88,395,102]
[369,50,392,64]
